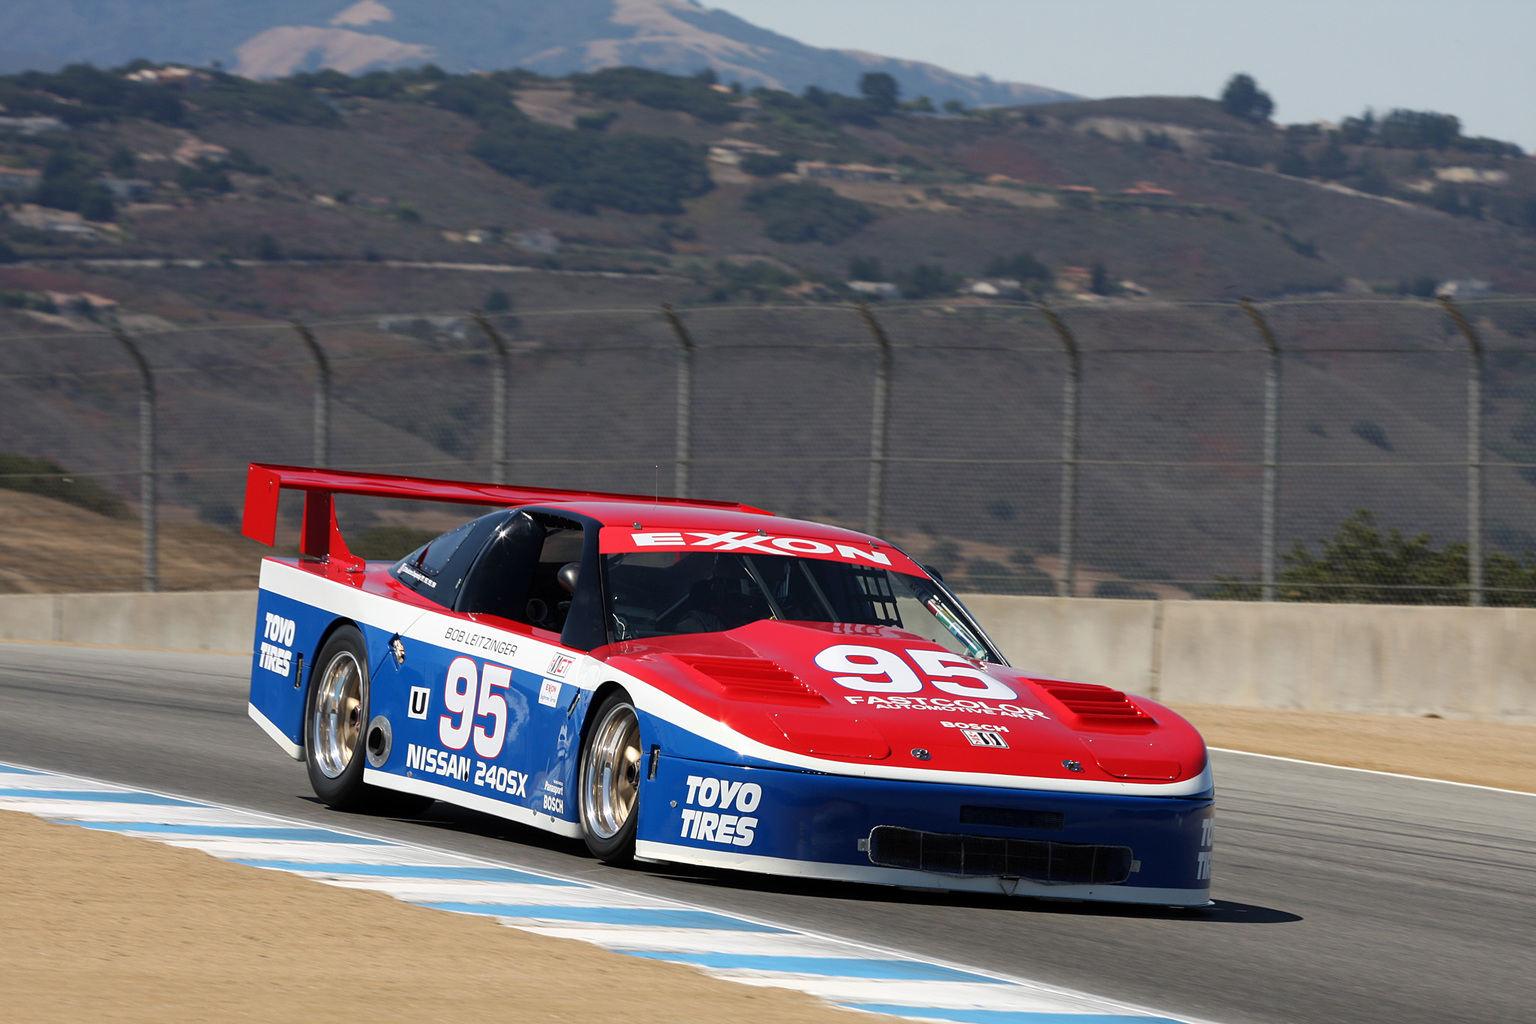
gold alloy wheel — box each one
[312,650,363,779]
[582,701,642,839]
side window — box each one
[393,512,507,608]
[458,513,589,635]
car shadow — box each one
[634,861,1303,924]
[297,797,1301,925]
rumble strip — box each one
[0,761,1212,1024]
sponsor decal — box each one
[628,530,891,567]
[842,695,1049,720]
[258,641,292,677]
[813,644,1027,702]
[547,653,575,678]
[257,612,296,677]
[437,657,528,759]
[538,678,561,708]
[961,729,1009,749]
[939,721,1009,732]
[678,774,760,847]
[442,626,517,659]
[404,742,473,782]
[407,686,431,720]
[473,759,527,797]
[543,779,564,796]
[1197,816,1215,880]
[263,613,296,646]
[399,563,437,589]
[405,742,529,797]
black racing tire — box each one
[305,625,433,817]
[578,690,643,864]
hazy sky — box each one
[703,0,1536,151]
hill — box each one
[1,64,1532,303]
[0,0,1075,109]
[0,488,269,592]
[2,64,1535,595]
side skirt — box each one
[362,767,584,839]
[248,702,303,761]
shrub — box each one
[177,160,232,193]
[575,110,618,132]
[985,251,1052,290]
[570,67,738,124]
[471,124,712,215]
[743,182,875,244]
[0,454,130,518]
[739,151,796,177]
[896,263,960,299]
[351,526,439,561]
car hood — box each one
[597,620,1207,787]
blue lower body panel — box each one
[636,754,1214,904]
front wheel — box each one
[579,691,643,863]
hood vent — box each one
[674,655,826,706]
[1037,680,1152,724]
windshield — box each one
[604,551,1000,661]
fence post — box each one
[112,323,157,592]
[1441,296,1484,607]
[291,319,331,468]
[471,311,510,485]
[1240,299,1282,602]
[1038,303,1080,598]
[856,302,892,536]
[661,305,694,498]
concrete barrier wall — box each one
[0,591,257,654]
[966,595,1536,723]
[2,590,1533,722]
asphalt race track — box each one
[1,643,1531,1024]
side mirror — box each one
[918,562,944,583]
[557,561,580,593]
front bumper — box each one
[636,754,1214,905]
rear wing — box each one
[241,463,771,569]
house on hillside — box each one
[797,161,901,183]
[100,177,155,201]
[45,291,119,315]
[1122,181,1175,196]
[848,281,901,299]
[125,66,211,89]
[1437,279,1492,299]
[0,167,41,194]
[708,138,782,165]
[174,138,229,165]
[0,116,67,135]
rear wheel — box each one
[305,625,432,817]
[579,691,643,863]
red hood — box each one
[598,620,1207,786]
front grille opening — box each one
[868,825,1132,884]
[959,805,1065,831]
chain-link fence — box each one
[3,295,1534,600]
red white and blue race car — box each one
[243,464,1214,905]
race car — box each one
[243,463,1214,905]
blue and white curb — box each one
[0,761,1207,1024]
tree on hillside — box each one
[1211,509,1536,605]
[859,72,900,114]
[744,182,875,244]
[1220,73,1274,122]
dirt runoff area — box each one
[1169,704,1536,794]
[3,709,1533,1023]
